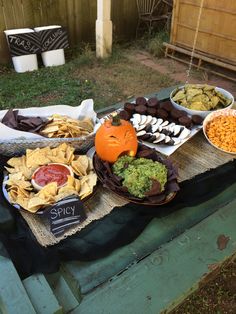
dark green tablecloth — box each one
[0,159,235,279]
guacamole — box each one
[112,156,168,198]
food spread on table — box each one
[171,84,232,111]
[4,143,97,213]
[1,86,235,237]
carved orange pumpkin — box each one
[95,115,138,163]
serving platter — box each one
[99,106,202,157]
[2,143,98,215]
[93,145,179,206]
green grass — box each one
[147,31,169,58]
[0,44,175,111]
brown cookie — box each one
[135,105,147,115]
[160,101,173,112]
[124,102,136,114]
[178,116,192,128]
[170,108,183,120]
[146,107,157,116]
[147,97,159,108]
[156,108,169,120]
[118,110,132,121]
[136,97,147,106]
[191,115,204,125]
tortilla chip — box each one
[37,182,58,199]
[40,114,94,138]
[79,181,92,199]
[71,156,89,176]
[7,156,26,168]
[26,148,51,168]
[85,172,97,189]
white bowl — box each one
[31,163,74,191]
[203,108,236,154]
[170,85,234,118]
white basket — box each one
[0,133,95,156]
[0,100,97,156]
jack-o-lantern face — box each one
[95,116,138,163]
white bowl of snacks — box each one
[170,84,234,118]
[31,163,74,191]
[203,108,236,154]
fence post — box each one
[96,0,112,58]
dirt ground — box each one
[170,255,236,314]
[128,50,236,96]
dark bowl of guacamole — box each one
[93,145,179,205]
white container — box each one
[34,25,65,67]
[170,85,234,118]
[4,28,38,73]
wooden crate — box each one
[170,0,236,66]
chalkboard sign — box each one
[45,195,87,237]
[38,27,69,52]
[7,33,41,57]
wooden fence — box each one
[0,0,138,64]
[170,0,236,65]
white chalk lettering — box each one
[50,205,76,220]
[42,29,63,50]
[8,35,38,53]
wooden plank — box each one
[74,0,82,43]
[170,0,180,43]
[63,179,236,295]
[1,0,16,29]
[23,274,63,314]
[112,0,124,40]
[0,0,10,63]
[177,22,236,42]
[165,52,236,83]
[163,42,236,71]
[31,0,42,27]
[40,0,49,25]
[87,0,96,42]
[73,197,236,314]
[46,272,79,313]
[11,0,25,28]
[46,0,62,26]
[66,0,76,46]
[0,254,36,314]
[57,0,68,28]
[21,0,35,28]
[180,0,236,15]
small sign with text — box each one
[38,27,69,52]
[46,195,87,237]
[7,33,41,56]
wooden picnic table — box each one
[0,86,236,314]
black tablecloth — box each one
[0,159,236,279]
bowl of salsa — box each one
[31,163,74,191]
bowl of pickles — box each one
[170,84,234,118]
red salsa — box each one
[32,164,70,187]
